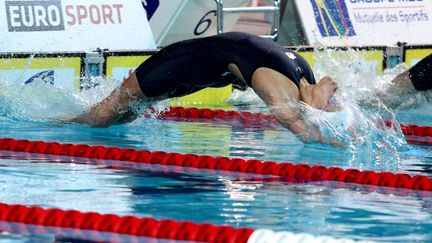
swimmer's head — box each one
[300,76,340,112]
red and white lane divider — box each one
[0,203,368,243]
[0,138,431,192]
[153,107,432,145]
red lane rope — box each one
[154,107,432,145]
[0,203,253,243]
[0,138,431,192]
[152,106,278,129]
[0,221,147,243]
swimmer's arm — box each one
[250,70,343,147]
[268,104,343,147]
[268,104,323,143]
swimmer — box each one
[69,32,431,145]
[390,53,432,93]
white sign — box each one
[147,0,250,47]
[0,0,156,52]
[295,0,432,46]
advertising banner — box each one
[297,49,384,74]
[0,56,82,90]
[0,0,156,52]
[295,0,432,46]
[405,47,432,67]
[105,54,151,80]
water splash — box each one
[308,48,417,168]
[228,88,263,105]
[313,48,431,111]
[0,49,427,169]
[0,75,122,122]
[227,48,420,169]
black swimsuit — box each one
[135,32,316,98]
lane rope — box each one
[0,203,252,243]
[0,203,367,243]
[0,138,430,192]
[152,107,432,145]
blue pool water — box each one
[0,111,432,242]
[1,55,432,242]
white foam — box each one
[248,229,374,243]
[0,74,122,122]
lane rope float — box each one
[0,203,252,243]
[0,203,368,243]
[0,138,430,192]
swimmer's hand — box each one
[63,113,113,127]
[54,115,75,124]
[56,115,90,126]
[57,113,106,127]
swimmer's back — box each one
[136,32,316,98]
[204,32,316,86]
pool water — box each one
[1,149,432,242]
[0,53,432,242]
[1,111,432,242]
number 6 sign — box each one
[194,10,217,36]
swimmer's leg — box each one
[69,70,147,127]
